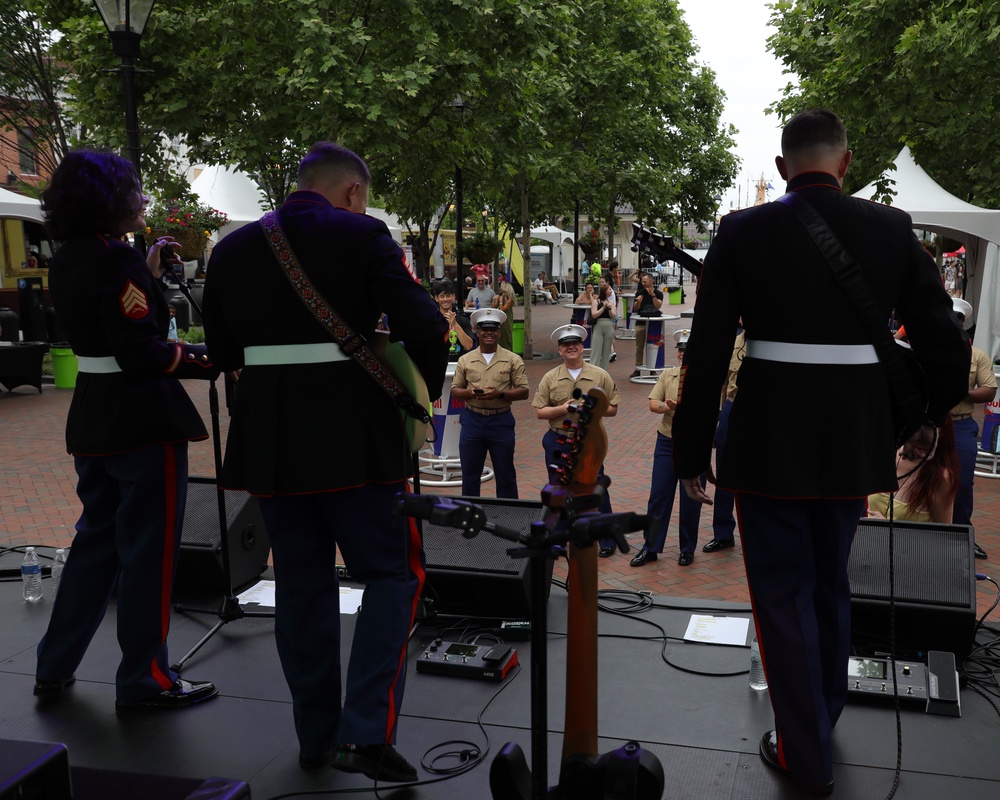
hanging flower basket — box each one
[457,233,502,265]
[148,227,209,260]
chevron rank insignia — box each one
[119,280,149,319]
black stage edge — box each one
[1,555,998,799]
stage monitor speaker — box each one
[848,518,976,661]
[176,477,270,593]
[71,768,249,800]
[421,496,552,620]
[0,739,71,799]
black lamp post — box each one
[94,1,154,255]
[94,1,155,178]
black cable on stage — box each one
[260,664,522,800]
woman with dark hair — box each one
[33,149,221,713]
[868,416,960,523]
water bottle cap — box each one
[56,549,65,554]
[25,546,34,552]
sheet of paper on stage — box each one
[339,586,364,615]
[238,580,276,608]
[683,614,750,646]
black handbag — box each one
[776,193,930,445]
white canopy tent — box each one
[190,166,269,240]
[0,187,43,224]
[853,147,1000,362]
[524,225,575,281]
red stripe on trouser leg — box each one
[385,514,425,742]
[149,444,177,691]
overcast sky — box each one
[677,0,790,213]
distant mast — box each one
[754,174,774,206]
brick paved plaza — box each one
[2,293,998,622]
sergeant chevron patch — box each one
[119,280,149,319]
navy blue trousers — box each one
[736,493,864,785]
[644,432,703,554]
[459,408,518,498]
[258,481,424,757]
[952,415,978,528]
[36,443,188,702]
[542,429,615,548]
[711,400,737,542]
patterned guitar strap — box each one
[258,211,429,424]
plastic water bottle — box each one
[749,634,767,691]
[21,547,43,602]
[51,549,67,595]
[475,297,481,310]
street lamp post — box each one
[94,1,155,251]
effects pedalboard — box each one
[846,650,961,716]
[416,639,518,682]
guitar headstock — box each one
[553,387,610,488]
[630,222,703,279]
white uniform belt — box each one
[244,342,350,366]
[746,340,879,365]
[77,356,122,373]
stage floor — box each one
[1,561,998,800]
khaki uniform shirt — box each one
[453,346,528,412]
[649,366,681,438]
[725,331,746,405]
[951,345,997,416]
[532,362,621,432]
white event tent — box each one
[853,147,1000,362]
[190,166,269,240]
[525,225,575,281]
[0,187,43,224]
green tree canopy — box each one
[768,0,1000,205]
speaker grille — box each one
[849,519,973,608]
[182,484,256,548]
[421,498,543,575]
[420,496,548,618]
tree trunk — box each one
[520,174,533,359]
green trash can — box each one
[49,345,78,389]
[668,287,683,305]
[512,320,525,355]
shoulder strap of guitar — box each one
[775,192,929,440]
[258,211,429,424]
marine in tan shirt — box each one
[451,308,529,497]
[532,324,620,555]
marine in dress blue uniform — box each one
[202,142,447,782]
[451,308,529,497]
[34,149,220,712]
[672,111,969,793]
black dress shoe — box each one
[334,744,418,783]
[609,351,617,362]
[759,731,833,795]
[34,675,76,699]
[299,749,333,770]
[598,546,616,558]
[678,552,693,566]
[974,542,988,559]
[702,538,735,553]
[115,678,218,713]
[629,548,658,567]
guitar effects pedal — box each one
[415,639,518,682]
[846,651,961,716]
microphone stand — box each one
[396,491,652,800]
[166,276,273,674]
